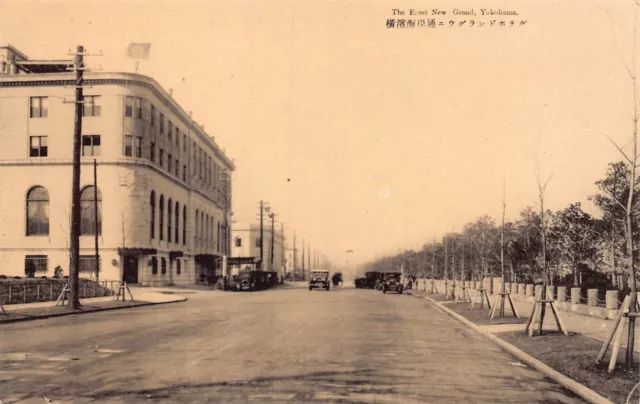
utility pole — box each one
[269,212,275,272]
[68,45,85,310]
[293,231,297,281]
[258,201,266,270]
[301,238,305,280]
[280,222,285,281]
[93,159,99,282]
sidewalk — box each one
[0,286,187,324]
[410,289,639,404]
[411,287,640,352]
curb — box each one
[416,293,613,404]
[0,298,187,325]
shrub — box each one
[41,276,48,279]
[0,275,7,279]
[25,261,37,278]
[54,266,63,278]
[13,276,21,279]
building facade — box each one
[231,223,285,278]
[0,45,235,286]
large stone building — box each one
[0,45,235,286]
[231,223,285,279]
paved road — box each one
[0,285,585,403]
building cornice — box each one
[0,72,235,170]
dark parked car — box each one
[382,272,403,294]
[232,270,267,291]
[309,270,330,291]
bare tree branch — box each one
[603,133,635,166]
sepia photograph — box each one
[0,0,639,402]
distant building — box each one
[0,44,235,286]
[231,223,285,278]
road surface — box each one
[0,284,585,403]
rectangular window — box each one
[161,258,167,275]
[150,104,156,126]
[168,121,173,142]
[175,159,179,176]
[235,238,242,247]
[135,137,142,158]
[82,96,101,117]
[135,97,142,118]
[30,97,48,118]
[255,238,261,248]
[176,128,180,147]
[159,149,164,168]
[183,134,187,152]
[29,136,48,157]
[160,113,165,134]
[151,256,158,275]
[124,135,133,156]
[79,255,100,274]
[25,255,48,275]
[183,164,187,181]
[82,135,101,156]
[125,96,134,117]
[168,154,172,172]
[150,141,156,162]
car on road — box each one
[382,272,403,294]
[309,270,330,291]
[232,270,267,291]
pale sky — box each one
[0,0,637,274]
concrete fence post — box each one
[504,282,511,293]
[587,289,598,307]
[546,286,555,300]
[492,277,501,295]
[534,285,543,299]
[571,288,581,305]
[518,283,525,295]
[525,284,534,296]
[605,290,618,310]
[557,286,567,303]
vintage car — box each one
[382,272,403,294]
[232,270,267,291]
[309,270,330,291]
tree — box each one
[551,203,601,287]
[590,161,639,288]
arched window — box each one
[194,209,199,247]
[175,202,180,243]
[167,199,173,243]
[80,186,102,235]
[26,186,49,236]
[200,211,204,248]
[210,217,214,250]
[150,191,156,239]
[205,214,209,250]
[217,222,221,252]
[159,195,164,241]
[183,205,187,245]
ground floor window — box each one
[161,257,167,274]
[151,256,158,275]
[79,255,100,274]
[25,255,48,275]
[176,259,182,275]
